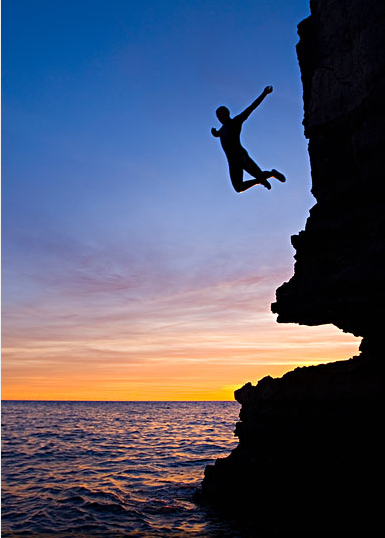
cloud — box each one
[2,220,360,400]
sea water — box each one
[1,401,255,538]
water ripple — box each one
[0,401,258,537]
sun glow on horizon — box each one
[2,263,361,401]
[2,308,360,401]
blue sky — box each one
[1,1,360,399]
[3,0,311,294]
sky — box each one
[1,0,360,400]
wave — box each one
[1,401,240,538]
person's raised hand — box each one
[264,86,273,94]
[211,127,218,136]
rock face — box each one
[197,0,384,532]
[272,0,385,343]
[197,356,381,532]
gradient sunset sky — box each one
[1,0,360,400]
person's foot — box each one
[260,178,272,190]
[271,169,286,182]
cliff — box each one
[272,0,385,343]
[196,0,384,532]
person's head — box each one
[216,106,230,124]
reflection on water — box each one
[1,401,255,537]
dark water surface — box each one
[1,401,257,538]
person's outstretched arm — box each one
[236,86,273,123]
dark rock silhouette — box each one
[272,0,385,343]
[196,0,384,532]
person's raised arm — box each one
[211,127,221,137]
[236,86,273,123]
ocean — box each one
[0,400,256,538]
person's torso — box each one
[219,117,245,158]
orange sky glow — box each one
[1,270,360,401]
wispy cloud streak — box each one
[2,224,360,400]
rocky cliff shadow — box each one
[196,0,384,532]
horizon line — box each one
[1,399,238,403]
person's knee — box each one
[232,182,244,193]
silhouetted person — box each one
[211,86,286,193]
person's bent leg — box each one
[229,161,270,192]
[242,156,272,190]
[243,155,285,183]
